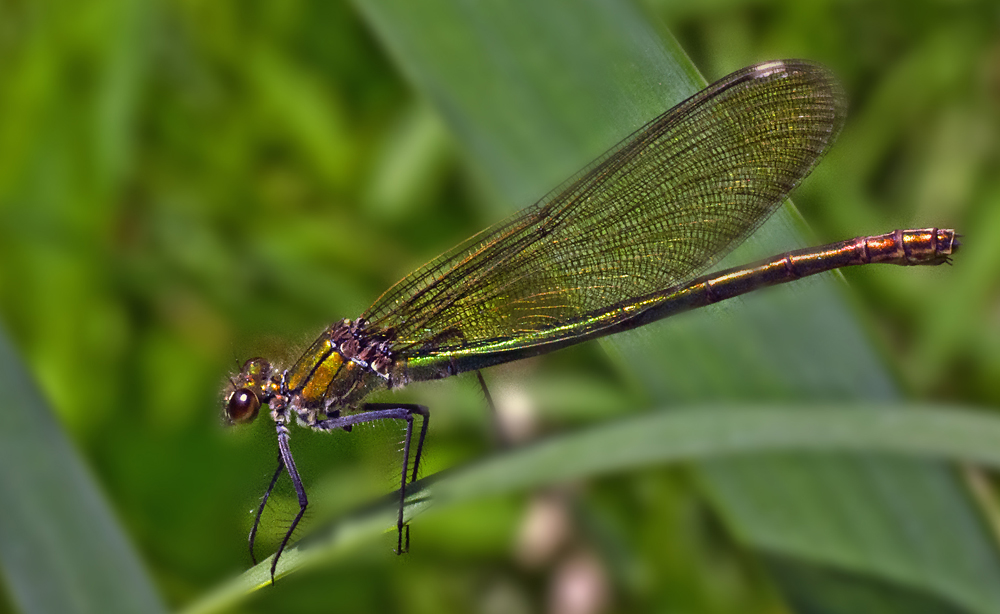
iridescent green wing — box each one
[361,60,846,361]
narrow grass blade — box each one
[182,403,1000,613]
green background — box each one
[0,0,998,612]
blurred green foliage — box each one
[0,0,998,612]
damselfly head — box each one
[223,357,275,426]
[225,387,260,425]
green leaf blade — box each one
[0,325,167,614]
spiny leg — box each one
[397,411,415,553]
[249,455,284,565]
[407,405,430,552]
[316,404,429,554]
[409,405,430,482]
[476,370,508,449]
[271,423,307,584]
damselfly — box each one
[223,60,958,581]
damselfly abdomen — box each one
[223,60,958,582]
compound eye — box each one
[226,388,260,424]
